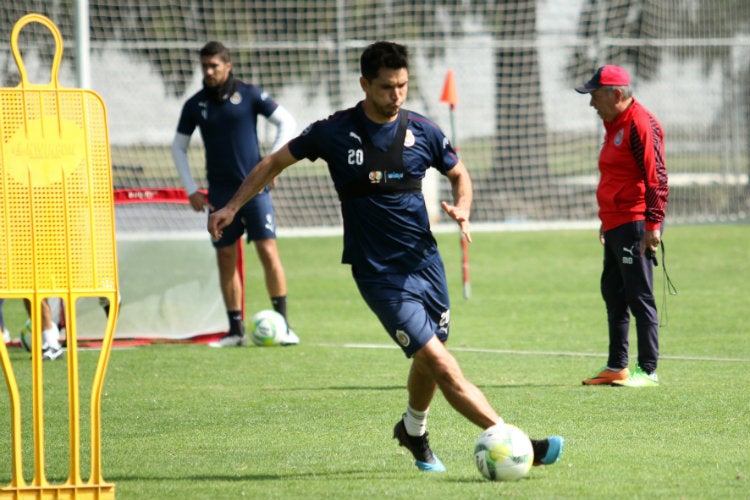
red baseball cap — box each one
[575,65,630,93]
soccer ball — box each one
[20,319,32,352]
[474,423,534,481]
[249,310,288,346]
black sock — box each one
[271,296,287,320]
[227,310,244,337]
[531,439,548,459]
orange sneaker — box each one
[582,367,629,385]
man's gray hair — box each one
[605,85,632,99]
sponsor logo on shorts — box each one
[265,214,275,232]
[439,309,450,336]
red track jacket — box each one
[597,98,668,232]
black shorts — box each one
[209,187,276,247]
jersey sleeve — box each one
[411,114,459,174]
[175,100,197,136]
[630,113,668,229]
[248,84,280,118]
[438,135,460,174]
[288,121,324,162]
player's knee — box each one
[417,344,462,385]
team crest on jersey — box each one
[395,329,411,347]
[404,129,415,147]
[230,92,242,105]
[614,129,624,146]
[368,171,383,183]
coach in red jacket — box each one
[576,65,669,388]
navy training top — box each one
[176,81,279,189]
[288,102,459,274]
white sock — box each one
[404,405,428,437]
[487,417,505,430]
[42,325,61,349]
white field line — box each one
[320,343,750,363]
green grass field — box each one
[1,224,748,499]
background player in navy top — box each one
[172,41,299,347]
[208,41,563,471]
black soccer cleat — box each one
[532,436,565,466]
[393,417,446,472]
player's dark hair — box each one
[360,41,408,81]
[200,41,231,63]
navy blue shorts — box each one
[208,187,276,248]
[353,258,450,358]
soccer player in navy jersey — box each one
[172,41,298,347]
[208,41,563,472]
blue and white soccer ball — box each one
[474,423,534,481]
[249,310,288,346]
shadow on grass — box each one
[278,383,570,391]
[105,469,545,485]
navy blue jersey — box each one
[176,82,278,189]
[288,102,459,273]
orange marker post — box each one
[440,70,470,300]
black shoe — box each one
[393,417,446,472]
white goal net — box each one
[2,0,748,339]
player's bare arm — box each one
[441,160,473,242]
[188,191,209,212]
[208,145,297,240]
